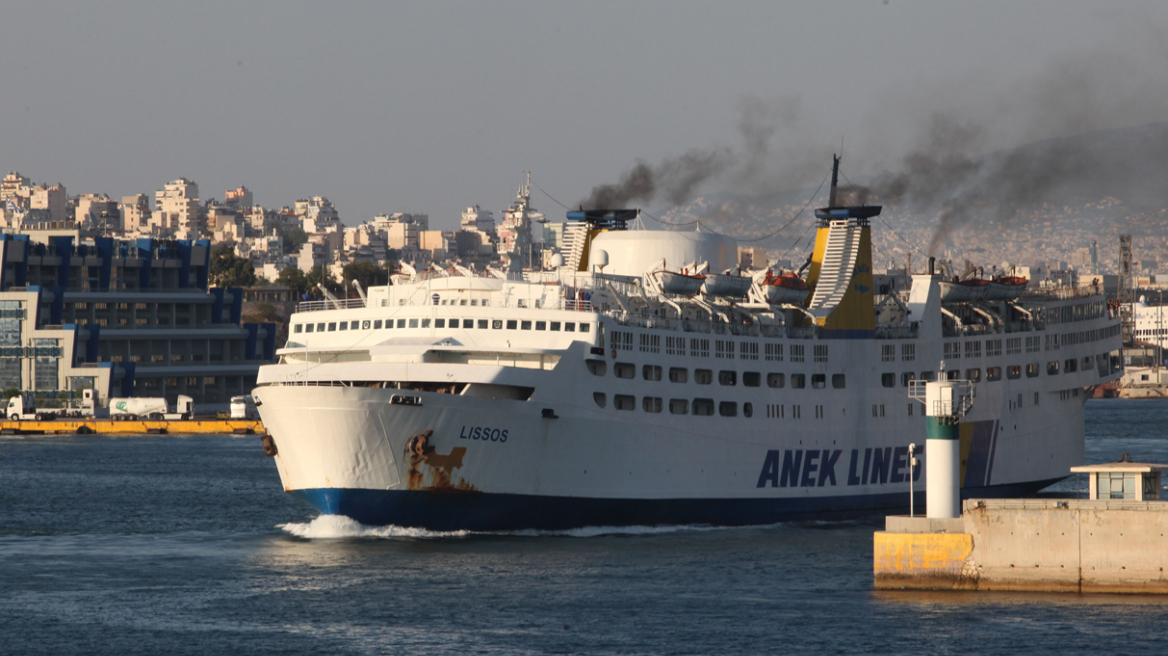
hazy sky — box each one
[2,1,1166,230]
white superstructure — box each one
[253,170,1124,531]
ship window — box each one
[767,373,785,388]
[536,321,546,330]
[811,374,826,389]
[339,321,348,331]
[902,372,914,387]
[947,370,959,381]
[1007,365,1021,379]
[506,320,517,330]
[643,365,662,381]
[580,323,591,333]
[317,323,326,332]
[614,362,635,379]
[614,394,635,411]
[435,319,445,328]
[593,392,606,408]
[304,324,314,333]
[881,373,895,388]
[669,398,688,415]
[471,299,479,306]
[409,319,418,328]
[397,319,406,328]
[1047,361,1060,375]
[743,372,761,387]
[669,367,688,383]
[1026,363,1040,377]
[521,321,532,330]
[695,369,712,385]
[719,401,738,417]
[452,319,463,328]
[832,374,846,389]
[966,368,982,382]
[328,322,337,331]
[422,319,431,328]
[478,320,488,329]
[565,322,576,332]
[374,320,383,329]
[791,374,806,389]
[920,371,936,382]
[743,402,753,418]
[586,360,607,376]
[986,366,1002,381]
[1064,358,1077,372]
[719,370,737,386]
[294,324,302,333]
[643,397,663,413]
[550,321,561,331]
[352,321,361,329]
[692,398,714,416]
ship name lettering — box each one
[758,447,921,488]
[459,425,509,443]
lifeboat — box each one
[938,277,990,303]
[656,270,705,295]
[761,271,809,304]
[984,275,1029,300]
[702,272,752,297]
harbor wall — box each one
[874,499,1168,593]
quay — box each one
[0,418,266,435]
[875,463,1168,594]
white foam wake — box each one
[278,514,786,540]
[277,514,469,539]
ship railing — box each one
[942,323,992,338]
[875,325,919,339]
[1023,284,1104,301]
[297,298,368,313]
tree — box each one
[342,261,389,293]
[209,243,257,288]
[283,227,308,254]
[306,265,342,296]
[276,266,310,298]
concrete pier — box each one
[875,498,1168,593]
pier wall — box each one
[874,499,1168,593]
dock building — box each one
[0,233,276,407]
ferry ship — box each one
[253,160,1124,531]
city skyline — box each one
[2,2,1167,232]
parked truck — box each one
[108,395,193,420]
[4,392,46,420]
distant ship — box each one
[253,159,1124,531]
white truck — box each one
[108,395,194,420]
[230,395,259,419]
[4,392,49,420]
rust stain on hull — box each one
[404,429,477,492]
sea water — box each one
[2,400,1168,655]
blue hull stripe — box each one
[291,479,1062,531]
